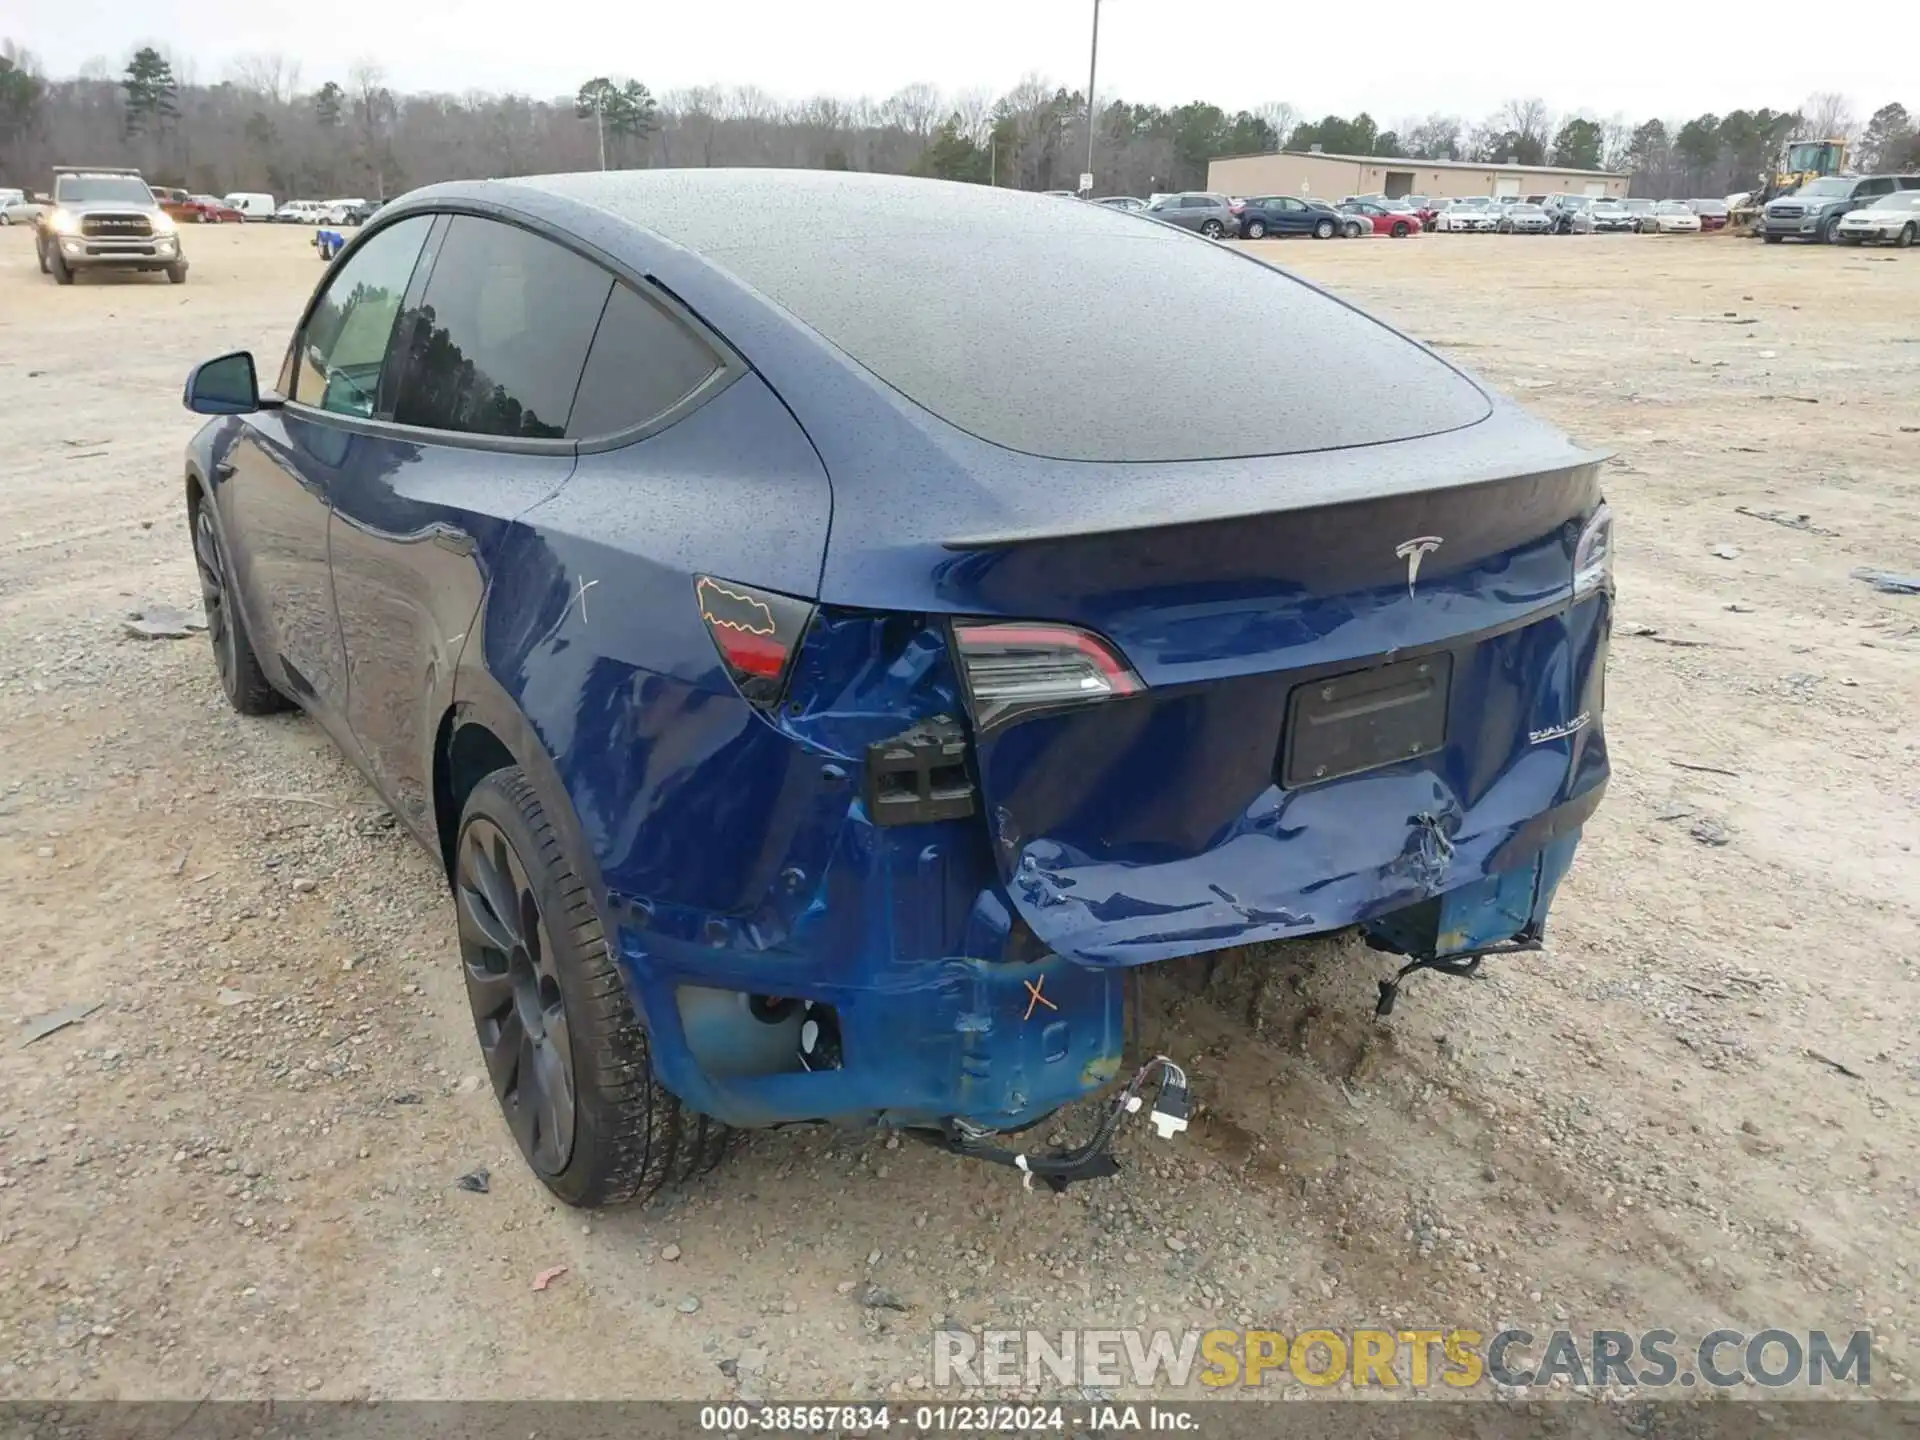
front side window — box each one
[390,215,612,439]
[294,215,432,418]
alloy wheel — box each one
[192,507,237,694]
[456,816,578,1176]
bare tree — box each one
[1797,92,1857,142]
[348,58,398,197]
[1600,115,1635,172]
[1253,101,1299,147]
[228,52,302,105]
[882,82,944,142]
[1403,112,1463,159]
[952,88,996,144]
[1496,96,1554,151]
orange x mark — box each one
[1022,976,1057,1022]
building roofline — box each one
[1210,149,1629,178]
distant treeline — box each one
[2,41,1913,202]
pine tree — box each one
[121,46,178,138]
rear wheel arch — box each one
[433,709,519,884]
[428,686,611,917]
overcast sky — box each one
[11,0,1906,123]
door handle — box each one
[429,526,475,556]
[214,461,236,480]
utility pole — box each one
[1083,0,1103,193]
[596,107,607,171]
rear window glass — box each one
[529,174,1491,462]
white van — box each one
[224,192,276,221]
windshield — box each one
[1868,192,1920,211]
[1593,200,1624,210]
[1691,201,1728,215]
[1510,205,1543,214]
[1793,178,1852,198]
[54,175,154,205]
[1655,202,1690,214]
[1624,199,1653,211]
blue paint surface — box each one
[182,174,1614,1135]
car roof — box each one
[396,169,1490,465]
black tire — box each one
[50,250,73,285]
[1200,219,1224,238]
[454,766,737,1208]
[1313,217,1335,239]
[1390,220,1410,238]
[1821,215,1842,245]
[36,238,50,273]
[1898,224,1915,249]
[1764,233,1783,244]
[166,264,187,284]
[191,497,287,716]
[1244,219,1266,239]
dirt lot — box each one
[1,222,1916,1405]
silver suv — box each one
[34,166,187,285]
[1145,192,1241,238]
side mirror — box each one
[184,351,264,415]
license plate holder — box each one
[1282,653,1453,789]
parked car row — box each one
[1095,191,1425,241]
[275,197,374,225]
[1758,173,1920,244]
[4,185,285,225]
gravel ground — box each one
[1,222,1916,1404]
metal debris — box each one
[1734,506,1837,537]
[455,1167,490,1194]
[1805,1049,1863,1080]
[124,603,207,640]
[21,1000,104,1046]
[1689,817,1731,847]
[1851,568,1920,596]
[855,1282,910,1312]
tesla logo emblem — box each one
[1395,536,1444,596]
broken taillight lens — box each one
[951,620,1143,731]
[694,575,814,709]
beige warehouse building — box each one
[1208,149,1631,202]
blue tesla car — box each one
[180,170,1612,1205]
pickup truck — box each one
[33,166,187,285]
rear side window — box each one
[566,283,722,439]
[392,215,612,439]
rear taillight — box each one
[694,575,814,708]
[1573,502,1614,599]
[952,621,1143,730]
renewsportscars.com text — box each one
[933,1327,1873,1391]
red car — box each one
[177,194,244,223]
[1337,200,1423,238]
[1687,199,1730,231]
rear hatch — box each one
[936,450,1603,962]
[619,179,1612,962]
